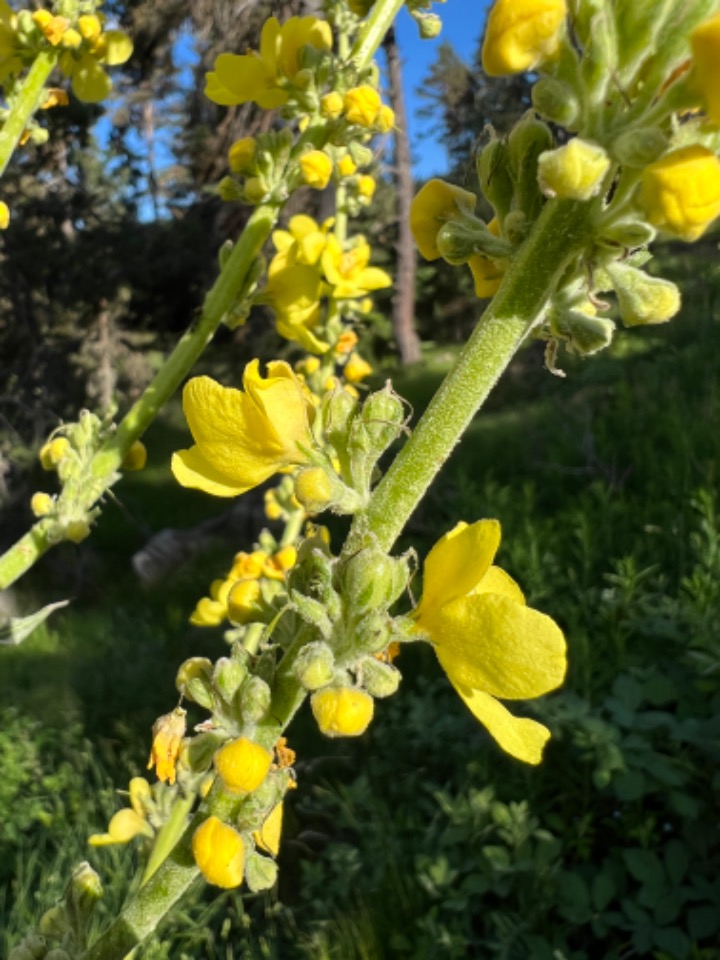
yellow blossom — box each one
[205,16,332,109]
[61,28,82,50]
[32,10,70,46]
[299,150,333,189]
[321,234,392,299]
[254,802,283,856]
[357,175,376,200]
[265,489,284,521]
[294,466,334,513]
[311,687,375,737]
[228,136,256,174]
[413,520,566,764]
[343,352,373,383]
[538,139,611,200]
[482,0,567,76]
[410,179,478,261]
[262,545,297,578]
[230,550,267,580]
[691,12,720,126]
[227,579,263,624]
[215,737,272,793]
[344,85,381,126]
[375,105,395,133]
[172,361,315,497]
[88,807,154,847]
[30,492,53,517]
[193,816,244,889]
[335,329,358,354]
[78,14,102,44]
[0,201,9,230]
[59,28,133,103]
[321,90,344,119]
[190,596,227,627]
[147,707,187,784]
[41,88,70,109]
[338,155,358,177]
[639,145,720,242]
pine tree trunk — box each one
[384,27,422,365]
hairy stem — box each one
[0,49,58,179]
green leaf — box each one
[688,905,720,940]
[592,872,616,911]
[663,840,689,885]
[0,600,69,646]
[614,770,647,801]
[653,926,691,959]
[623,848,664,885]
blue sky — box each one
[394,2,490,179]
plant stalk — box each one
[0,49,58,179]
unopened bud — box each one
[538,139,611,201]
[227,579,264,624]
[66,519,91,543]
[215,737,272,793]
[217,176,244,202]
[477,137,514,222]
[311,687,374,737]
[122,440,147,471]
[176,657,213,698]
[321,91,344,119]
[606,262,681,326]
[294,467,334,514]
[508,112,554,220]
[244,176,269,204]
[39,904,69,939]
[244,849,279,892]
[413,11,442,39]
[228,136,256,174]
[361,657,401,698]
[612,127,668,169]
[532,78,580,127]
[239,676,272,724]
[556,311,615,355]
[294,640,336,690]
[30,492,53,517]
[213,656,248,703]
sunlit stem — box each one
[351,0,405,66]
[0,49,58,179]
[347,197,595,554]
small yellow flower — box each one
[344,85,381,126]
[335,329,358,354]
[60,28,82,50]
[228,136,256,174]
[357,174,376,200]
[253,802,283,856]
[468,254,505,298]
[482,0,567,76]
[294,466,334,513]
[193,816,244,889]
[343,352,373,383]
[147,707,187,784]
[78,14,102,44]
[206,16,332,109]
[537,139,611,200]
[263,545,297,577]
[41,88,70,109]
[264,489,284,521]
[321,90,344,119]
[639,145,720,241]
[172,361,315,498]
[230,550,267,580]
[227,579,263,624]
[311,687,375,737]
[189,596,227,627]
[215,737,272,794]
[410,179,478,261]
[30,492,53,517]
[413,520,566,764]
[375,105,395,133]
[32,10,70,46]
[88,807,154,847]
[121,440,147,471]
[338,155,357,177]
[0,201,9,230]
[299,150,333,189]
[321,234,392,299]
[691,12,720,126]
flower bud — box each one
[217,176,244,202]
[192,816,244,888]
[344,85,381,126]
[360,657,401,698]
[639,145,720,241]
[40,437,70,469]
[413,11,442,39]
[531,77,579,127]
[215,737,272,794]
[356,174,376,201]
[538,139,611,201]
[375,104,395,133]
[213,656,247,703]
[294,640,335,690]
[244,176,269,204]
[294,467,334,514]
[239,676,272,724]
[176,657,213,698]
[348,142,374,168]
[39,904,69,939]
[228,136,256,174]
[299,150,333,190]
[482,0,567,76]
[227,579,264,624]
[357,384,405,458]
[606,263,681,326]
[340,546,408,612]
[507,112,555,220]
[65,519,91,543]
[612,127,668,169]
[66,862,103,926]
[338,155,357,177]
[321,91,344,119]
[30,492,53,518]
[599,217,656,248]
[122,440,147,471]
[311,687,374,737]
[322,386,359,450]
[555,310,615,355]
[78,14,102,42]
[244,849,279,891]
[410,179,477,261]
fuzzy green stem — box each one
[0,49,58,180]
[348,198,595,554]
[351,0,404,66]
[0,203,280,591]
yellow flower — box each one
[88,807,154,847]
[78,14,102,44]
[321,234,392,299]
[254,802,283,856]
[639,145,720,242]
[335,329,358,354]
[228,136,256,174]
[32,10,70,46]
[30,492,53,517]
[537,139,611,201]
[344,85,381,126]
[172,361,315,498]
[691,12,720,126]
[343,352,373,383]
[413,520,566,764]
[375,104,395,133]
[205,16,332,109]
[299,150,333,189]
[338,155,357,177]
[468,254,505,298]
[59,29,133,103]
[311,687,375,737]
[227,579,263,624]
[321,90,344,119]
[190,596,226,627]
[41,88,69,109]
[356,174,376,200]
[193,816,244,889]
[147,707,187,784]
[410,179,478,261]
[482,0,567,76]
[0,201,9,230]
[215,737,272,793]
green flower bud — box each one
[67,862,103,923]
[239,676,272,725]
[555,311,616,355]
[507,112,554,221]
[289,589,334,638]
[413,11,442,39]
[217,176,244,202]
[531,78,580,127]
[606,263,681,326]
[360,656,401,698]
[244,176,269,204]
[182,731,224,773]
[612,127,668,169]
[8,947,34,960]
[176,657,213,698]
[213,656,248,704]
[294,467,335,514]
[348,142,374,168]
[322,386,359,452]
[598,217,656,248]
[538,139,611,201]
[244,850,279,892]
[476,136,514,222]
[436,219,511,265]
[503,210,528,245]
[580,11,618,97]
[358,385,405,458]
[185,676,215,709]
[340,546,409,612]
[294,641,336,690]
[65,518,91,543]
[20,935,45,960]
[39,904,69,939]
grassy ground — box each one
[2,247,720,958]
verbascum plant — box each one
[5,0,720,957]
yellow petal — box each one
[171,447,273,498]
[474,565,525,603]
[415,520,500,628]
[435,592,566,699]
[101,30,133,66]
[254,802,283,856]
[205,71,240,106]
[450,682,551,764]
[244,359,313,454]
[72,56,111,103]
